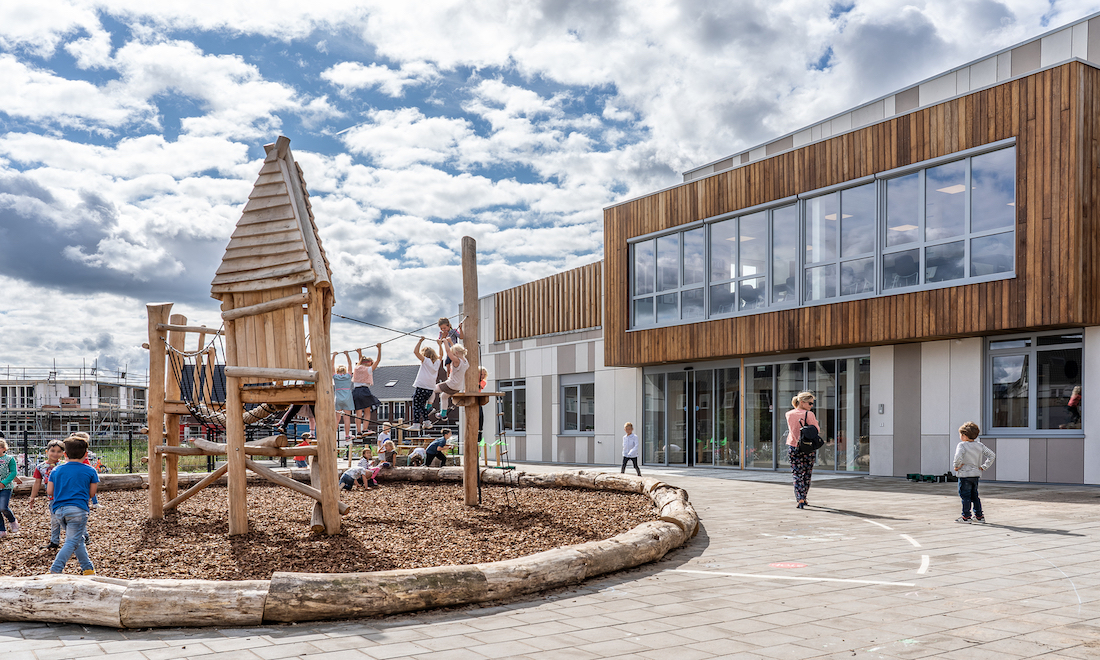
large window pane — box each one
[656,293,677,323]
[925,160,966,241]
[808,361,836,470]
[710,218,736,282]
[694,370,713,466]
[564,386,578,431]
[886,172,920,246]
[656,234,679,291]
[746,365,774,468]
[925,240,964,283]
[837,358,870,472]
[579,383,595,432]
[806,192,838,263]
[514,385,526,431]
[805,264,837,301]
[841,257,875,295]
[971,232,1013,276]
[992,354,1028,428]
[667,373,687,464]
[775,363,804,468]
[633,239,655,295]
[883,248,919,290]
[643,374,665,464]
[1037,348,1082,430]
[772,204,798,303]
[739,211,767,277]
[634,297,654,327]
[716,368,740,466]
[739,277,766,310]
[710,283,736,316]
[683,228,705,286]
[681,288,704,320]
[841,183,876,257]
[972,147,1016,233]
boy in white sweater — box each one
[953,421,996,524]
[621,422,640,476]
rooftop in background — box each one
[0,366,148,387]
[370,365,421,402]
[673,12,1100,189]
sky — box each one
[1,0,1098,377]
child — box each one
[408,447,427,466]
[293,432,313,468]
[621,422,641,476]
[953,421,996,523]
[433,343,469,421]
[332,352,355,441]
[69,432,100,509]
[47,434,99,575]
[378,422,392,448]
[409,337,442,431]
[437,318,461,366]
[424,430,452,468]
[379,439,397,468]
[352,345,383,437]
[0,438,19,537]
[30,439,66,548]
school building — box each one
[480,14,1100,485]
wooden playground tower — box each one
[146,136,342,535]
[145,136,499,535]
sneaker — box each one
[974,515,987,523]
[82,569,96,576]
[84,533,90,545]
[0,531,6,539]
[424,402,433,411]
[956,516,972,524]
[8,519,18,533]
[423,421,433,430]
[407,423,421,431]
[440,411,448,420]
[44,542,60,549]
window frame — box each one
[560,373,595,436]
[498,379,526,434]
[985,329,1084,436]
[628,139,1017,331]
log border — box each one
[0,468,698,628]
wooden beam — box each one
[191,437,315,458]
[146,303,172,520]
[461,236,480,507]
[155,445,207,456]
[309,285,341,534]
[221,291,310,322]
[165,313,186,502]
[239,386,317,404]
[164,464,228,510]
[155,323,223,335]
[222,307,249,536]
[244,458,349,515]
[224,366,316,382]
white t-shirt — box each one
[622,433,640,458]
[413,356,441,390]
[444,357,469,390]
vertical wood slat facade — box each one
[494,262,602,342]
[604,62,1099,368]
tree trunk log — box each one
[0,575,126,627]
[119,579,268,628]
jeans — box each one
[295,460,308,468]
[50,506,94,573]
[50,509,62,544]
[425,450,447,467]
[959,476,982,518]
[621,456,640,476]
[0,488,14,531]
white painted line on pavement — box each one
[900,534,921,548]
[861,519,893,530]
[918,555,930,574]
[671,569,915,587]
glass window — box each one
[710,282,736,316]
[988,331,1083,432]
[739,212,767,277]
[643,374,665,464]
[806,193,838,264]
[804,264,837,302]
[841,183,876,257]
[971,233,1013,276]
[925,241,964,283]
[715,368,739,466]
[971,148,1016,233]
[883,249,919,290]
[656,293,677,323]
[562,380,595,434]
[499,380,526,432]
[634,297,654,327]
[772,204,798,303]
[745,365,774,469]
[656,234,679,292]
[925,160,966,241]
[886,172,920,246]
[681,288,704,320]
[710,218,736,282]
[840,257,875,295]
[683,228,705,286]
[739,277,766,310]
[633,239,655,295]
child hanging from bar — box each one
[332,351,355,442]
[352,344,382,438]
[409,337,443,431]
[433,338,469,421]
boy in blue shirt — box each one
[46,434,99,575]
[425,430,452,468]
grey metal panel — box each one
[1029,438,1048,482]
[516,436,526,461]
[495,353,510,380]
[895,86,919,113]
[982,438,997,481]
[558,438,576,463]
[1091,17,1100,62]
[588,342,596,370]
[1046,438,1084,484]
[508,341,523,351]
[542,375,553,459]
[557,345,576,375]
[537,337,552,346]
[892,343,922,477]
[766,135,794,155]
[588,437,596,465]
[1012,40,1041,76]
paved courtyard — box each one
[6,464,1100,659]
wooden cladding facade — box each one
[495,261,602,342]
[605,61,1100,368]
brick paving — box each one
[5,464,1100,658]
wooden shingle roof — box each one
[211,136,332,299]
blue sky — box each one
[0,1,1096,373]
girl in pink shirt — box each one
[785,391,820,509]
[352,344,382,437]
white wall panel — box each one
[995,437,1030,482]
[921,340,952,435]
[949,338,983,434]
[921,435,951,474]
[1084,327,1100,484]
[1041,28,1073,66]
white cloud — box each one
[323,61,439,98]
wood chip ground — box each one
[2,483,657,580]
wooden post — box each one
[222,303,249,536]
[461,236,480,506]
[165,313,186,502]
[146,303,172,520]
[308,285,340,534]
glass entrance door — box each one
[642,367,739,467]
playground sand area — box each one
[2,482,657,580]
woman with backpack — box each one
[786,391,820,509]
